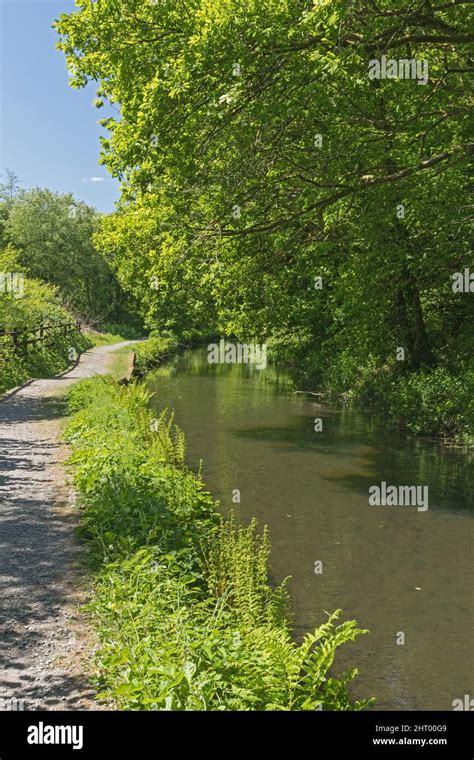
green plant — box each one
[133,335,178,375]
[0,247,91,393]
[64,375,373,710]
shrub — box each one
[0,247,91,393]
[352,364,473,440]
[133,335,178,375]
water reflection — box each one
[147,348,474,710]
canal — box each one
[147,347,473,710]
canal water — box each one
[147,347,473,710]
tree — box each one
[0,169,22,248]
[5,188,119,320]
[55,0,473,390]
[0,168,21,201]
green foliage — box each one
[0,169,21,248]
[355,365,474,441]
[0,247,91,393]
[55,0,473,441]
[203,515,285,628]
[86,322,144,347]
[0,168,21,202]
[133,335,179,375]
[64,375,372,710]
[3,188,120,320]
[97,322,143,341]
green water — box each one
[147,347,474,710]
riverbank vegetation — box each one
[56,0,473,443]
[64,375,372,710]
[132,335,178,377]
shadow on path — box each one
[0,344,134,709]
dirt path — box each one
[0,342,135,710]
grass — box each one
[0,250,93,394]
[85,326,141,347]
[133,334,179,376]
[85,331,125,347]
[64,373,374,711]
[87,333,173,381]
[106,344,139,380]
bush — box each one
[353,365,473,440]
[133,334,178,375]
[0,247,91,393]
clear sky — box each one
[0,0,120,213]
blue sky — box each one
[0,0,120,212]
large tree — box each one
[55,0,473,374]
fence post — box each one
[0,320,81,357]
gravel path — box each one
[0,342,135,711]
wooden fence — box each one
[0,320,82,358]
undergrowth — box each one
[0,248,91,393]
[133,334,179,376]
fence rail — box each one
[0,320,82,357]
